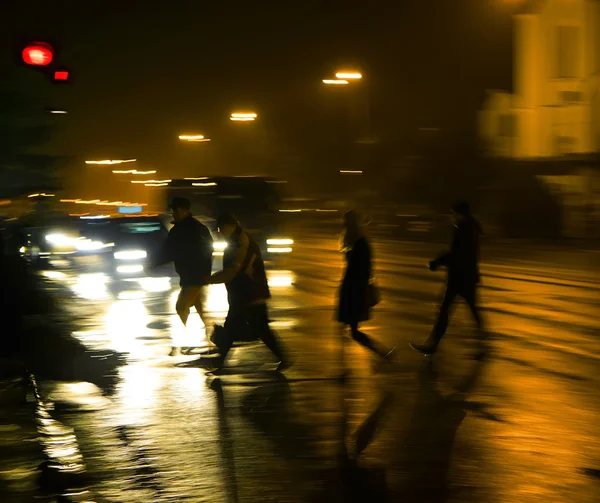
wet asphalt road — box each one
[35,234,600,502]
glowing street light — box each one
[230,112,257,121]
[131,179,171,184]
[179,134,210,142]
[112,170,157,175]
[85,159,136,165]
[335,72,362,80]
[322,79,349,85]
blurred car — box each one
[17,215,81,267]
[72,213,165,277]
[73,212,223,277]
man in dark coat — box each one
[204,211,290,372]
[410,201,485,357]
[154,197,213,353]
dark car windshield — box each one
[78,217,165,241]
[116,220,162,234]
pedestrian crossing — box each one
[35,237,600,503]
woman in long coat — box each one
[338,210,394,360]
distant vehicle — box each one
[17,214,81,267]
[73,212,221,277]
[163,176,294,260]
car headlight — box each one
[266,238,293,254]
[75,238,113,251]
[212,241,227,256]
[266,238,294,246]
[114,250,147,260]
[45,233,76,246]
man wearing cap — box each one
[154,197,213,355]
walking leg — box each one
[175,288,193,327]
[349,321,393,359]
[248,304,292,370]
[192,287,207,326]
[426,286,458,352]
[463,285,487,358]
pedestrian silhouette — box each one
[411,201,486,357]
[205,211,290,373]
[338,210,394,361]
[153,197,213,356]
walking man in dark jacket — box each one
[154,198,213,354]
[203,211,290,373]
[410,201,485,357]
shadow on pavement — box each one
[580,467,600,480]
[235,374,393,502]
[210,378,240,503]
[396,355,488,502]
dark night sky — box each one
[1,0,516,173]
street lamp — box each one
[323,69,363,85]
[335,72,362,80]
[112,170,157,175]
[322,69,370,186]
[85,159,136,165]
[130,179,171,184]
[179,134,211,142]
[230,112,257,121]
[322,79,349,85]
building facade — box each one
[480,0,600,158]
[479,0,600,239]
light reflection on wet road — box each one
[39,237,600,502]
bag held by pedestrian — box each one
[210,319,259,351]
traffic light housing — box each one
[18,40,70,84]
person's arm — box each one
[198,224,214,273]
[207,232,250,285]
[430,251,450,270]
[201,225,214,245]
[430,228,459,270]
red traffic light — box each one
[22,42,54,66]
[54,70,69,81]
